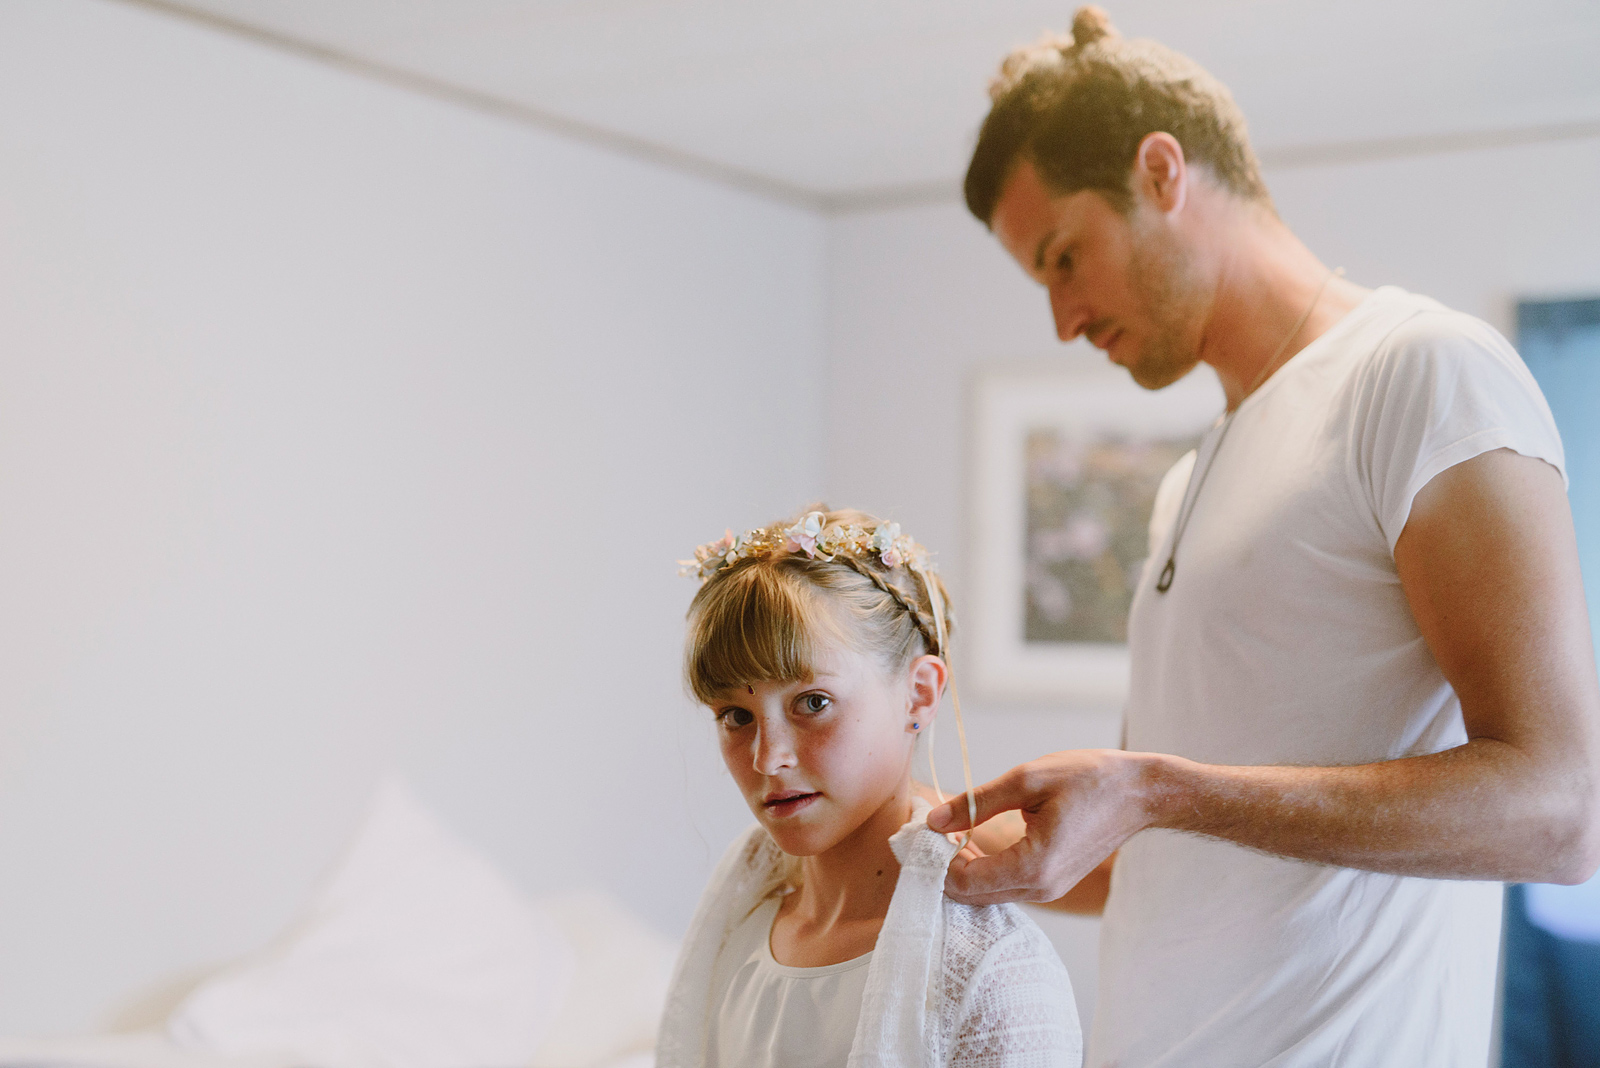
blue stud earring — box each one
[911,722,921,731]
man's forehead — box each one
[991,162,1088,274]
[985,165,1126,274]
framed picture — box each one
[967,362,1224,708]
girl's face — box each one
[709,641,941,858]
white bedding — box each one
[0,1031,295,1067]
[0,784,668,1068]
[0,1032,654,1068]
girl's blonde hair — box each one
[684,508,954,703]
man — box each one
[927,8,1600,1066]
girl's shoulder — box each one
[936,899,1081,1063]
[940,898,1069,984]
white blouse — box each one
[658,798,1082,1068]
[709,896,871,1068]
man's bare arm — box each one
[933,450,1600,904]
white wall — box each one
[823,134,1600,1031]
[0,0,824,1034]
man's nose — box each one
[1049,285,1090,342]
[754,722,796,775]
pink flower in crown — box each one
[881,546,903,568]
[679,529,741,579]
[691,529,732,566]
[783,511,825,557]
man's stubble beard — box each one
[1123,217,1208,392]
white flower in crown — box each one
[783,511,825,557]
[872,523,900,555]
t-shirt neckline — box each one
[1233,285,1397,415]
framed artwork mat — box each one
[968,362,1224,707]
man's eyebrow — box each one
[1033,228,1061,273]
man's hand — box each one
[931,452,1600,901]
[928,748,1152,905]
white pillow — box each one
[531,891,677,1068]
[169,779,574,1068]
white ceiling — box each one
[140,0,1600,209]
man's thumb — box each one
[925,770,1025,832]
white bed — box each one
[0,783,671,1068]
[0,1033,654,1068]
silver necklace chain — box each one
[1154,266,1344,594]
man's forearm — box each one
[1138,738,1600,884]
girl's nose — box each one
[753,724,796,775]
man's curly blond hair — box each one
[965,7,1271,222]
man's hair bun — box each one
[987,8,1116,102]
[1069,6,1116,49]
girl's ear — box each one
[905,654,948,732]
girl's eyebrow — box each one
[716,673,830,700]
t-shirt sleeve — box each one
[1355,311,1566,552]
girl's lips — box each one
[763,792,820,817]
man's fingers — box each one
[926,765,1038,833]
[945,886,1045,907]
[943,846,1055,905]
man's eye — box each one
[716,707,753,730]
[799,693,832,715]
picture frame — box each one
[967,362,1224,708]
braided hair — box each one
[830,552,945,660]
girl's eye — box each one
[798,693,832,715]
[716,707,754,730]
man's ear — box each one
[1134,132,1187,214]
[906,654,949,730]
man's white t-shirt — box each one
[1091,287,1566,1068]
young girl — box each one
[658,508,1081,1068]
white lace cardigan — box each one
[657,800,1082,1068]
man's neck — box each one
[1192,200,1369,410]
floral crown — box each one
[678,510,933,582]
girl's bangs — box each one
[686,564,838,704]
